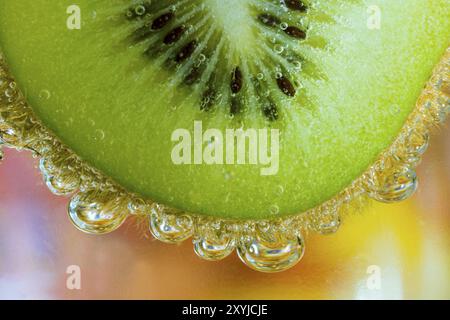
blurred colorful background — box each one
[0,125,449,300]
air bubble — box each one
[194,222,235,261]
[194,236,235,261]
[318,217,341,235]
[405,131,429,165]
[269,204,280,215]
[4,88,15,98]
[0,125,24,147]
[274,44,284,54]
[39,90,51,100]
[127,198,147,215]
[39,158,80,195]
[237,232,305,273]
[293,61,302,70]
[94,129,105,141]
[226,113,235,120]
[276,185,285,195]
[68,191,128,235]
[134,5,146,16]
[317,203,341,235]
[149,204,193,244]
[367,164,418,203]
[257,221,270,233]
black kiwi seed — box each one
[277,76,296,97]
[174,40,197,63]
[231,67,243,94]
[283,0,308,12]
[164,25,186,45]
[151,12,174,30]
[125,1,310,121]
[284,26,307,39]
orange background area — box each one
[0,126,449,300]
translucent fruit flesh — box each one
[0,0,449,219]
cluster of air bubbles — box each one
[127,197,147,215]
[79,196,309,271]
[364,128,431,203]
[4,81,17,102]
[198,54,206,64]
[126,2,151,18]
[164,214,309,272]
[404,131,429,166]
[39,157,80,195]
[366,162,418,203]
[316,202,341,235]
[149,204,193,243]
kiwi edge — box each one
[0,47,449,272]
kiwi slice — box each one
[0,1,449,271]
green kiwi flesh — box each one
[0,0,449,219]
